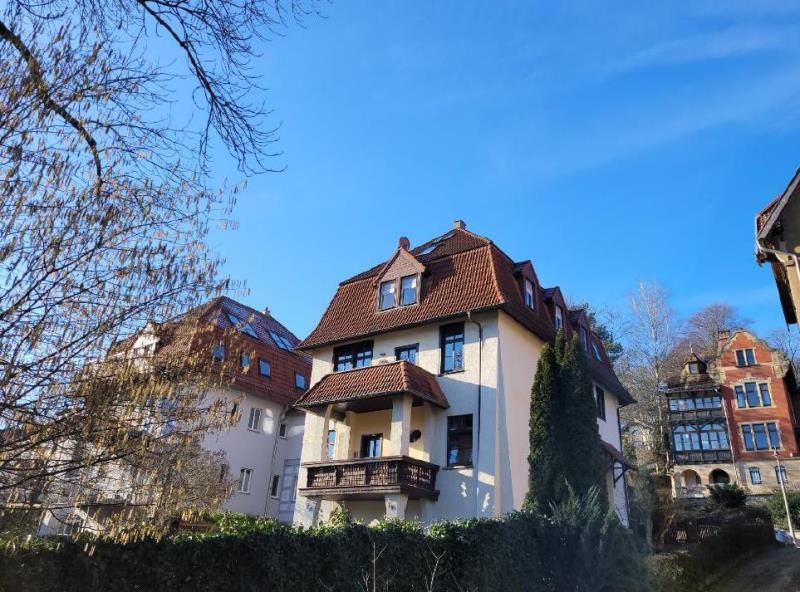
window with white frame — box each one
[379,280,396,310]
[270,474,280,498]
[524,279,535,309]
[735,348,756,367]
[247,408,262,431]
[238,468,252,493]
[400,275,418,306]
[734,382,772,408]
[749,467,762,485]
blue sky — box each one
[203,1,800,340]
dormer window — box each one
[736,348,756,367]
[591,341,603,361]
[379,280,396,310]
[524,279,535,310]
[688,362,701,375]
[555,305,563,330]
[400,275,418,306]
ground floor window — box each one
[776,465,789,484]
[749,467,762,485]
[238,468,252,493]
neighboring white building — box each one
[39,297,310,535]
[292,222,633,527]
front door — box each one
[360,433,382,458]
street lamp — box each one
[773,447,798,548]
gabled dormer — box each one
[543,286,567,332]
[569,308,591,353]
[512,260,540,312]
[681,350,709,381]
[374,237,426,311]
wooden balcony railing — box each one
[300,456,440,501]
[673,450,732,464]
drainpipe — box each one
[616,405,632,527]
[466,311,483,517]
[263,404,290,517]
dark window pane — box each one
[768,422,781,449]
[736,350,746,367]
[295,372,306,390]
[447,415,473,466]
[360,434,382,458]
[395,344,418,364]
[746,349,756,365]
[745,383,760,407]
[379,280,396,310]
[759,383,772,406]
[595,386,606,420]
[735,386,746,408]
[400,275,417,306]
[258,359,271,377]
[441,323,464,373]
[776,466,788,483]
[742,426,754,451]
[753,424,768,450]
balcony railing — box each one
[300,456,440,501]
[668,408,726,421]
[673,450,732,464]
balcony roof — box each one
[295,361,449,410]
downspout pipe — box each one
[466,311,483,517]
[263,403,290,516]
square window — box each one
[447,415,473,467]
[258,358,271,377]
[247,408,262,431]
[379,280,396,310]
[238,468,252,493]
[440,323,464,373]
[295,372,306,390]
[749,467,762,485]
[212,343,225,361]
[395,344,419,364]
[400,275,418,306]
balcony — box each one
[673,450,732,464]
[300,456,440,501]
[668,407,726,422]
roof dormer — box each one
[682,349,708,378]
[375,237,426,311]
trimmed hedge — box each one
[1,509,646,592]
[647,507,775,592]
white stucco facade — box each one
[294,310,630,527]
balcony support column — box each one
[388,394,413,457]
[385,493,408,520]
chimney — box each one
[398,236,410,250]
[718,329,730,341]
[453,219,466,230]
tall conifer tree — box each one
[523,343,561,511]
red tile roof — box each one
[299,228,555,349]
[295,361,449,409]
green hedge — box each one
[1,509,646,592]
[647,508,775,592]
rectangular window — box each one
[749,467,762,485]
[238,468,252,493]
[379,280,396,310]
[736,348,756,367]
[269,331,293,350]
[278,422,287,438]
[326,430,336,459]
[753,423,768,450]
[395,344,419,364]
[742,422,780,451]
[759,383,772,406]
[240,352,251,372]
[270,474,280,498]
[555,305,563,330]
[360,433,382,458]
[688,362,700,375]
[735,385,746,408]
[247,408,262,431]
[596,386,606,420]
[447,415,473,467]
[768,422,781,449]
[440,323,465,373]
[776,465,788,484]
[745,382,760,407]
[579,327,588,352]
[591,342,603,361]
[333,341,374,372]
[258,358,271,377]
[212,343,225,361]
[400,275,418,306]
[742,425,755,451]
[524,279,535,309]
[295,372,306,390]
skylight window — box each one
[591,342,603,361]
[269,330,293,350]
[226,312,257,338]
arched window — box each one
[710,469,730,485]
[700,422,729,450]
[673,425,700,451]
